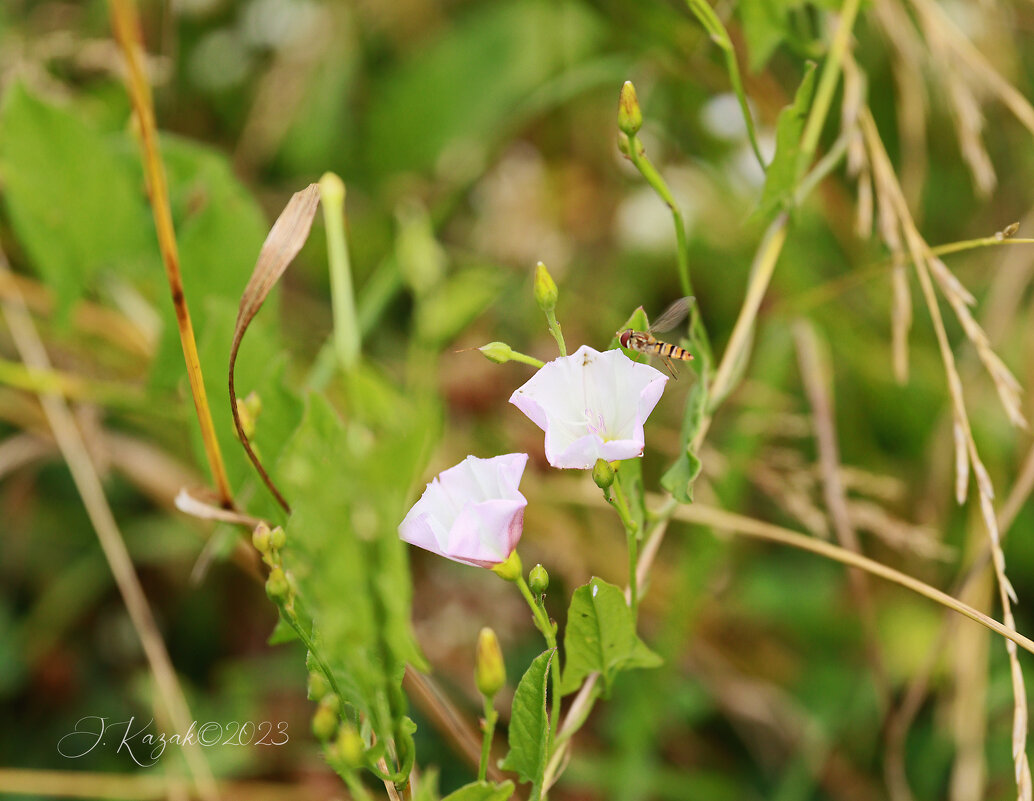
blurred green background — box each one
[2,0,1034,799]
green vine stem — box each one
[516,575,562,737]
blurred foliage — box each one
[2,0,1034,800]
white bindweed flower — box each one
[399,454,529,568]
[509,345,668,469]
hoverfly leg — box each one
[661,354,679,379]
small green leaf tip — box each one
[318,171,345,205]
[475,627,506,698]
[479,341,516,364]
[265,566,290,602]
[533,261,558,312]
[592,458,615,490]
[252,522,272,554]
[529,563,549,594]
[490,549,523,582]
[312,697,339,741]
[618,81,643,137]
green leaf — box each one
[268,615,301,645]
[414,267,506,347]
[561,578,661,696]
[660,380,708,503]
[750,62,818,223]
[738,0,790,72]
[441,781,516,801]
[278,388,438,764]
[500,648,554,792]
[0,83,154,317]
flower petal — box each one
[509,345,667,469]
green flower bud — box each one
[270,526,287,550]
[490,549,522,582]
[618,81,643,137]
[312,698,338,741]
[252,522,272,554]
[333,723,365,769]
[534,262,558,313]
[475,627,506,698]
[592,458,615,490]
[617,133,631,158]
[479,341,516,364]
[529,564,549,595]
[265,567,290,602]
[308,670,331,702]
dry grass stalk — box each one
[108,0,234,508]
[794,320,890,708]
[0,254,219,801]
[860,106,1033,801]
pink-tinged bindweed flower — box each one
[399,453,529,568]
[509,345,668,469]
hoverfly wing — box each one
[648,296,694,334]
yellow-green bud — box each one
[312,698,338,741]
[475,627,506,698]
[533,262,558,313]
[308,670,331,702]
[265,567,290,602]
[592,458,615,490]
[270,526,287,550]
[318,171,346,207]
[617,133,631,158]
[252,522,272,554]
[529,564,549,594]
[333,724,365,769]
[490,550,522,582]
[618,81,643,137]
[479,341,515,364]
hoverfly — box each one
[617,296,694,378]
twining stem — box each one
[797,0,864,178]
[319,173,361,372]
[516,576,562,736]
[478,696,498,782]
[108,0,233,508]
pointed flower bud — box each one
[252,522,272,554]
[270,526,287,550]
[332,723,365,769]
[618,81,643,137]
[312,697,338,741]
[265,567,290,602]
[479,341,516,364]
[592,458,615,489]
[529,564,549,594]
[534,261,558,313]
[308,670,331,702]
[490,549,523,582]
[475,627,506,698]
